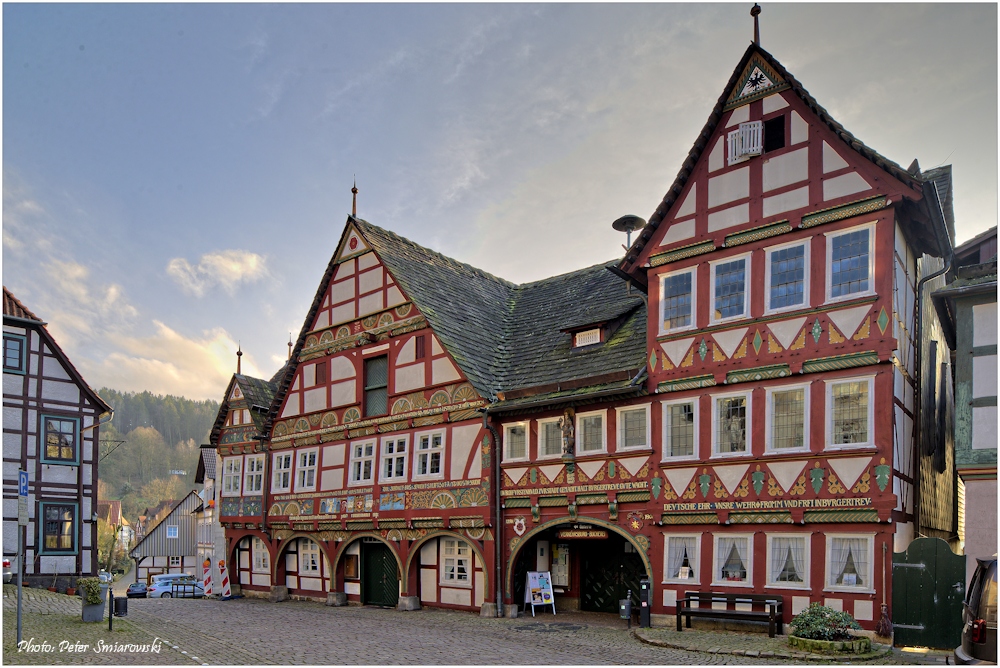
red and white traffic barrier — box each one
[218,559,232,599]
[202,559,213,597]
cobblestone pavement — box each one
[3,586,947,665]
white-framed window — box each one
[349,440,376,485]
[272,452,292,493]
[713,534,753,586]
[222,456,242,496]
[663,534,700,584]
[503,422,528,462]
[826,376,874,449]
[826,222,875,302]
[538,419,563,459]
[243,454,265,495]
[379,436,408,482]
[296,448,318,492]
[252,537,270,573]
[710,253,751,323]
[660,267,697,334]
[414,430,445,478]
[576,410,607,454]
[766,534,810,588]
[825,534,874,593]
[766,384,809,453]
[441,538,471,586]
[299,539,321,575]
[166,525,179,539]
[765,240,809,313]
[713,392,751,456]
[616,404,651,451]
[169,556,181,567]
[663,398,698,460]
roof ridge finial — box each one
[751,4,761,46]
[287,333,293,361]
[236,342,242,375]
[351,177,358,217]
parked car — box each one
[3,556,14,584]
[98,570,112,583]
[956,557,997,664]
[147,574,203,598]
[126,582,147,598]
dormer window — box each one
[574,328,601,348]
[727,121,763,165]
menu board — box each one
[523,571,556,616]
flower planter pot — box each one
[66,587,76,596]
[81,584,110,622]
[789,635,872,655]
[48,587,57,592]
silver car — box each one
[146,574,203,598]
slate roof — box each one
[3,287,42,321]
[620,43,948,281]
[195,445,217,484]
[921,165,955,234]
[209,373,278,446]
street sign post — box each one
[17,469,27,644]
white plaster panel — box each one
[320,468,344,492]
[823,172,871,200]
[40,380,79,404]
[708,137,725,173]
[708,167,749,208]
[334,259,355,279]
[323,443,346,466]
[663,219,696,245]
[420,569,438,602]
[303,387,326,414]
[3,462,18,482]
[790,111,808,145]
[3,375,23,397]
[762,148,808,192]
[727,105,749,127]
[280,394,301,418]
[329,279,355,305]
[972,406,998,450]
[663,589,677,607]
[854,600,873,621]
[329,357,356,382]
[329,380,356,408]
[3,408,22,431]
[450,424,481,480]
[973,355,997,398]
[42,465,76,485]
[290,377,300,391]
[299,576,323,591]
[2,325,26,335]
[432,336,444,356]
[252,573,269,587]
[707,203,749,232]
[475,572,485,607]
[467,445,482,479]
[763,186,809,217]
[823,141,849,173]
[792,596,810,615]
[973,303,998,347]
[431,357,461,385]
[386,286,405,308]
[441,587,471,606]
[345,581,360,595]
[303,364,316,388]
[676,183,697,218]
[357,292,384,318]
[44,360,71,381]
[356,252,378,271]
[3,433,20,460]
[394,364,425,394]
[824,598,843,612]
[3,522,16,553]
[761,92,789,114]
[421,540,438,565]
[397,338,416,366]
[330,302,356,326]
[315,311,331,330]
[285,575,298,589]
[358,267,384,295]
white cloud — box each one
[166,249,269,297]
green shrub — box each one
[76,577,103,605]
[790,603,861,641]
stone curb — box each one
[632,629,895,662]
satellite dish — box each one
[612,215,646,248]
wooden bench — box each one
[676,591,784,637]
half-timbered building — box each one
[130,490,202,583]
[2,287,112,588]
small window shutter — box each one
[740,121,763,156]
[574,329,601,347]
[727,129,741,164]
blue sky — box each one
[3,3,996,401]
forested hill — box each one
[96,388,220,523]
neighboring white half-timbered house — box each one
[129,490,201,584]
[2,287,112,589]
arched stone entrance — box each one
[333,534,403,607]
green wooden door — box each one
[362,542,398,607]
[892,537,966,649]
[581,538,644,613]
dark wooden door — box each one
[362,542,398,607]
[581,539,644,613]
[892,537,966,649]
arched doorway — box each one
[357,537,399,607]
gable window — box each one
[414,335,426,360]
[827,377,874,448]
[380,437,408,482]
[827,224,874,301]
[574,328,601,347]
[767,534,809,588]
[363,355,388,417]
[3,334,26,374]
[763,116,786,153]
[504,423,527,462]
[766,242,808,312]
[415,431,444,478]
[713,393,751,456]
[663,399,697,459]
[349,441,375,485]
[767,385,809,452]
[664,534,699,583]
[299,539,321,575]
[711,255,750,323]
[296,449,318,491]
[41,415,79,464]
[576,410,606,454]
[166,525,179,539]
[660,268,696,333]
[252,537,270,573]
[714,534,752,585]
[538,419,562,458]
[315,360,327,386]
[40,502,76,553]
[169,556,182,567]
[222,457,242,496]
[441,538,471,586]
[617,405,650,450]
[826,535,873,592]
[272,452,292,492]
[243,454,265,495]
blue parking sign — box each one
[18,470,28,497]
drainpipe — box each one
[911,182,954,537]
[480,405,503,617]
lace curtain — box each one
[830,537,868,587]
[770,537,806,583]
[667,536,697,579]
